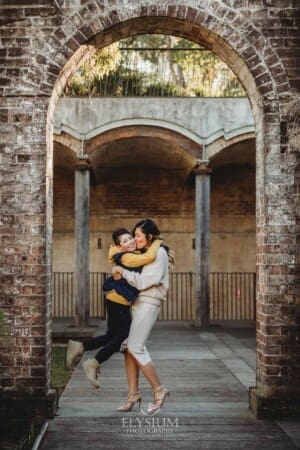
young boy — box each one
[66,228,161,389]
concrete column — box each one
[74,156,91,328]
[194,161,212,328]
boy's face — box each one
[118,233,136,252]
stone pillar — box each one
[194,161,212,328]
[74,156,91,328]
[0,97,57,438]
[249,112,300,419]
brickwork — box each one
[53,158,255,273]
[0,0,299,426]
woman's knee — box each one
[127,342,144,356]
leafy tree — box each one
[65,43,121,96]
[64,35,245,97]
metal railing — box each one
[210,272,256,321]
[52,272,256,321]
[52,272,74,318]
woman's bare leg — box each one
[133,357,170,413]
[138,361,161,391]
[124,351,140,393]
[116,352,141,412]
[127,350,161,391]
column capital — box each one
[193,160,212,175]
[74,155,92,171]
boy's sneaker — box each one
[66,340,84,369]
[120,339,128,353]
[83,358,101,389]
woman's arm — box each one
[115,247,168,291]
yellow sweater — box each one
[106,239,162,306]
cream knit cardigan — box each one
[121,247,169,304]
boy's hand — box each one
[112,266,124,280]
[113,273,122,280]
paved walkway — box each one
[41,322,299,449]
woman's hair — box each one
[133,218,175,268]
[132,218,160,245]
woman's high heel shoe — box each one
[148,386,170,414]
[116,392,142,412]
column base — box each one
[249,386,300,419]
[0,389,57,439]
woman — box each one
[112,218,171,414]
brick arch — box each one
[54,125,202,177]
[44,2,287,222]
[53,134,81,155]
[54,142,78,168]
[207,133,256,161]
[53,128,256,174]
[86,125,201,158]
[41,1,298,420]
[43,3,288,116]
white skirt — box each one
[127,297,160,366]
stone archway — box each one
[1,2,298,432]
[44,8,291,417]
[48,9,297,414]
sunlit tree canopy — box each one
[64,35,246,97]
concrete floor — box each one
[41,321,300,449]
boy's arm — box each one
[108,244,119,263]
[120,239,162,268]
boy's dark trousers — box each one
[82,299,131,364]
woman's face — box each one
[134,227,148,250]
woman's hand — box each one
[112,266,124,280]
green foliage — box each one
[64,35,245,97]
[51,345,71,397]
[16,422,41,450]
[1,419,43,450]
[94,66,145,96]
[143,80,185,97]
[65,43,121,96]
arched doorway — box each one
[43,11,294,417]
[46,12,290,418]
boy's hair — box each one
[112,227,131,245]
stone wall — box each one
[53,97,255,144]
[0,0,299,427]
